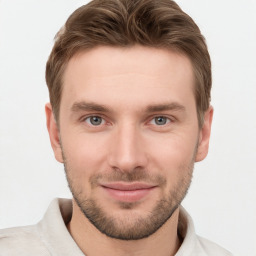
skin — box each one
[46,46,213,256]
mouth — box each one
[100,182,157,202]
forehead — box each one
[61,46,195,111]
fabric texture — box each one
[0,198,232,256]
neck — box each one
[67,199,181,256]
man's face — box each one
[47,46,212,240]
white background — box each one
[0,1,255,255]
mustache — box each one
[89,168,167,187]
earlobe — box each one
[195,106,214,162]
[45,103,64,163]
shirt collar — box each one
[37,198,84,256]
[37,198,198,256]
[175,206,198,255]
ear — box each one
[45,103,64,163]
[195,106,214,162]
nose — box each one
[107,123,148,172]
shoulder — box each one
[177,206,233,256]
[0,225,50,256]
[196,235,233,256]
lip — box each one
[101,182,157,202]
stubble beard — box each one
[62,152,195,241]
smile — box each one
[101,182,157,202]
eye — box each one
[150,116,171,126]
[84,116,105,126]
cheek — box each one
[147,135,196,196]
[61,131,109,175]
[147,133,197,174]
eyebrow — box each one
[71,101,112,113]
[146,102,186,113]
[71,101,186,114]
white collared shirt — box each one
[0,198,232,255]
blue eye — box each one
[150,116,170,126]
[85,116,105,126]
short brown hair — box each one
[46,0,211,127]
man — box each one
[0,0,232,255]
